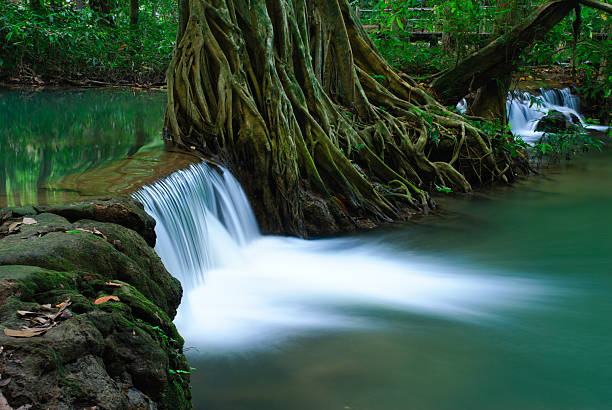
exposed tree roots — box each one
[165,0,524,236]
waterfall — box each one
[133,161,548,352]
[507,87,609,144]
[457,87,608,144]
[132,162,259,286]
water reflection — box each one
[0,88,167,207]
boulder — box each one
[0,199,191,410]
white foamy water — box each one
[507,88,608,143]
[457,88,609,144]
[134,162,549,352]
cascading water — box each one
[457,87,608,144]
[507,87,608,143]
[132,162,259,286]
[134,162,549,352]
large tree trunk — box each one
[129,0,139,26]
[165,0,520,236]
[468,0,527,122]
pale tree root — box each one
[165,0,526,237]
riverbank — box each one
[0,197,191,409]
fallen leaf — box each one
[8,222,22,232]
[75,228,93,234]
[332,196,349,215]
[51,298,71,321]
[118,43,128,51]
[58,310,73,320]
[17,311,37,317]
[31,317,49,326]
[41,304,52,310]
[93,228,107,240]
[94,295,120,305]
[105,282,123,288]
[3,328,47,338]
[0,378,11,387]
[21,217,37,225]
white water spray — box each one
[507,87,608,143]
[134,162,548,352]
[457,88,608,144]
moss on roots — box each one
[165,0,523,236]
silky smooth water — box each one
[178,145,612,410]
[3,89,611,409]
[133,148,612,408]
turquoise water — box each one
[2,90,611,410]
[187,145,612,410]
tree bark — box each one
[165,0,521,236]
[130,0,139,26]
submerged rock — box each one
[0,198,191,409]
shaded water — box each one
[0,88,196,207]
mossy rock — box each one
[0,199,191,409]
[36,197,157,247]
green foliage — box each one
[532,126,603,164]
[359,0,610,121]
[363,0,500,73]
[0,1,177,83]
[528,8,611,120]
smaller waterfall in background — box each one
[133,161,550,352]
[133,162,259,286]
[506,87,608,143]
[457,87,609,144]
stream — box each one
[1,88,611,409]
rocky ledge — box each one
[0,198,191,409]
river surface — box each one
[2,90,611,410]
[0,88,196,207]
[182,144,612,410]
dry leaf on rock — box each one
[16,311,37,317]
[3,328,47,338]
[21,218,37,225]
[94,295,120,305]
[93,228,108,240]
[104,282,123,288]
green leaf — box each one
[434,184,452,194]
